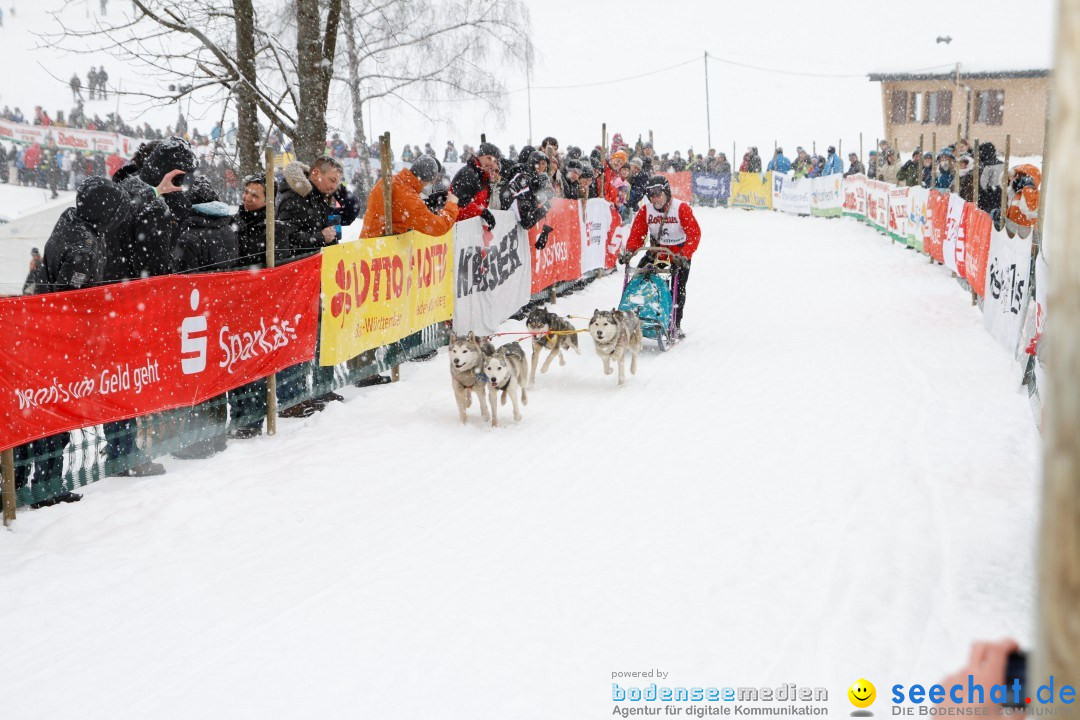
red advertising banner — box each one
[662,172,694,204]
[926,190,949,263]
[963,204,994,297]
[0,255,321,450]
[530,199,583,294]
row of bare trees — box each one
[45,0,532,186]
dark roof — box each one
[869,69,1050,82]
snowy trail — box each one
[0,208,1040,719]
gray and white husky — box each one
[483,342,529,427]
[588,309,644,386]
[449,332,494,424]
[525,306,580,387]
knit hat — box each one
[410,154,441,182]
[477,142,502,160]
[75,175,129,228]
[564,159,584,174]
[629,157,644,169]
[610,150,628,163]
[138,137,196,187]
[188,175,218,205]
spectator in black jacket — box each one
[559,158,585,200]
[275,157,342,264]
[101,139,195,479]
[170,177,239,459]
[13,177,131,507]
[275,156,344,416]
[844,152,865,177]
[225,173,273,438]
[451,141,501,225]
[628,157,647,210]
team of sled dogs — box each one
[450,306,644,427]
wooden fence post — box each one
[264,148,278,436]
[1000,133,1011,225]
[2,448,14,527]
[1035,0,1080,703]
[379,132,401,383]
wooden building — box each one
[868,68,1050,155]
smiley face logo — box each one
[848,679,876,709]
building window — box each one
[975,89,1005,125]
[909,92,924,123]
[929,90,952,125]
[890,90,909,124]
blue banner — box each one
[692,173,731,201]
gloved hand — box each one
[618,251,633,266]
[534,224,554,250]
[671,254,690,269]
[480,208,497,231]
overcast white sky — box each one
[1,0,1057,158]
[351,0,1055,157]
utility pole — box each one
[704,51,712,150]
[526,42,534,147]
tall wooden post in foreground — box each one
[264,148,278,436]
[1035,0,1080,710]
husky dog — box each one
[525,306,580,386]
[449,332,494,424]
[482,342,529,427]
[588,309,644,386]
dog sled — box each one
[618,247,680,352]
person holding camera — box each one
[100,138,196,478]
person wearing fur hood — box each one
[275,157,344,264]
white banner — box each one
[451,211,532,337]
[887,186,910,243]
[583,198,615,273]
[942,193,966,275]
[983,226,1033,353]
[0,117,139,157]
[866,180,889,231]
[842,174,867,218]
[810,174,843,217]
[906,186,929,252]
[776,172,811,215]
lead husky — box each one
[449,332,493,424]
[588,309,644,386]
[483,342,529,427]
[525,306,580,387]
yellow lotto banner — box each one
[319,230,453,365]
[730,171,774,210]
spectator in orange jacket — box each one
[1004,163,1040,238]
[361,154,459,238]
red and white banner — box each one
[887,186,910,242]
[963,204,993,297]
[530,199,583,294]
[0,118,139,158]
[842,174,867,218]
[942,193,966,277]
[0,256,321,450]
[584,198,621,272]
[866,180,889,231]
[926,190,950,263]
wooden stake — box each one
[602,122,607,160]
[973,138,981,210]
[859,132,863,169]
[380,133,400,382]
[931,131,937,186]
[1,448,14,527]
[1001,133,1011,222]
[919,132,925,185]
[264,147,278,436]
[1035,0,1080,701]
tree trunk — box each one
[294,0,340,161]
[1035,0,1080,711]
[232,0,261,176]
[341,0,371,204]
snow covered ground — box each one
[0,207,1040,719]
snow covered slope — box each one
[0,207,1039,719]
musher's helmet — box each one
[644,175,671,203]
